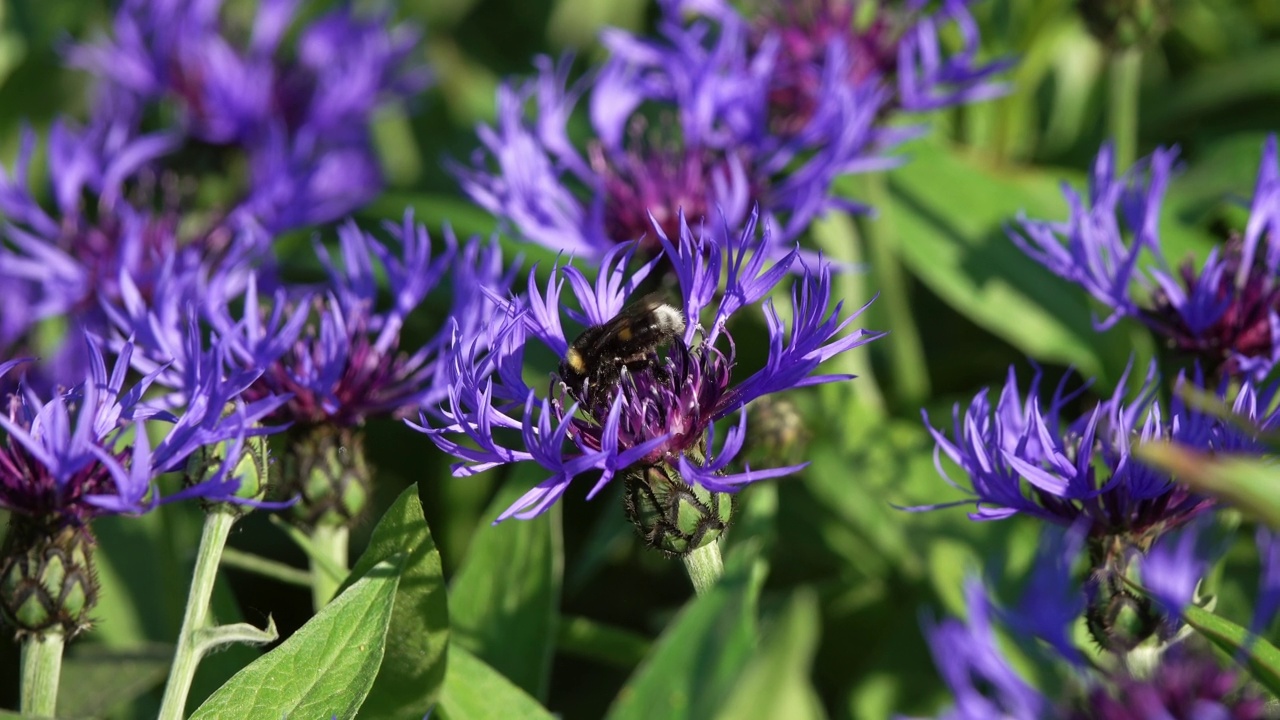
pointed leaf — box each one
[340,485,450,718]
[1182,604,1280,698]
[189,557,404,720]
[448,465,563,699]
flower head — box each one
[0,334,276,524]
[454,2,894,259]
[702,0,1010,127]
[69,0,429,232]
[210,212,508,430]
[418,208,882,525]
[1013,137,1280,379]
[916,362,1274,542]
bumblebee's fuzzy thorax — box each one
[558,294,686,404]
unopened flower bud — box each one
[0,518,98,638]
[281,425,371,530]
[623,461,733,557]
[187,432,272,512]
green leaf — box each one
[604,550,764,720]
[189,557,404,720]
[883,138,1132,382]
[448,465,563,699]
[1133,444,1280,530]
[435,645,556,720]
[57,643,171,718]
[339,485,450,718]
[1182,604,1280,698]
[714,589,826,720]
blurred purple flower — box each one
[69,0,429,232]
[1137,518,1229,619]
[915,532,1271,720]
[694,0,1010,125]
[913,579,1054,720]
[453,1,897,259]
[914,362,1276,541]
[1077,644,1271,720]
[417,209,882,522]
[210,212,509,429]
[0,334,280,525]
[1013,137,1280,379]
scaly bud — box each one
[280,424,371,530]
[0,517,98,639]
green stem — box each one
[20,630,64,716]
[858,175,931,408]
[557,615,650,669]
[309,524,349,611]
[158,508,236,720]
[1108,47,1142,169]
[220,547,313,587]
[682,541,724,596]
[812,211,886,417]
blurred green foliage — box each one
[2,0,1280,717]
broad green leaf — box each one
[435,644,556,720]
[604,549,764,720]
[449,465,563,700]
[1183,604,1280,698]
[715,589,826,720]
[189,558,404,720]
[57,643,171,718]
[1134,444,1280,530]
[883,138,1132,382]
[339,485,450,719]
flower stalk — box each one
[682,542,724,597]
[158,507,236,720]
[309,524,350,610]
[20,630,64,716]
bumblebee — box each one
[559,293,686,400]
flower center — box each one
[590,118,755,249]
[1143,236,1280,376]
[751,0,898,133]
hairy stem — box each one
[20,630,64,716]
[158,508,236,720]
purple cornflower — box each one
[453,1,893,259]
[693,0,1010,128]
[0,335,278,524]
[1013,136,1280,379]
[199,212,508,527]
[916,362,1275,542]
[0,116,272,394]
[418,209,882,527]
[212,212,507,429]
[69,0,429,233]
